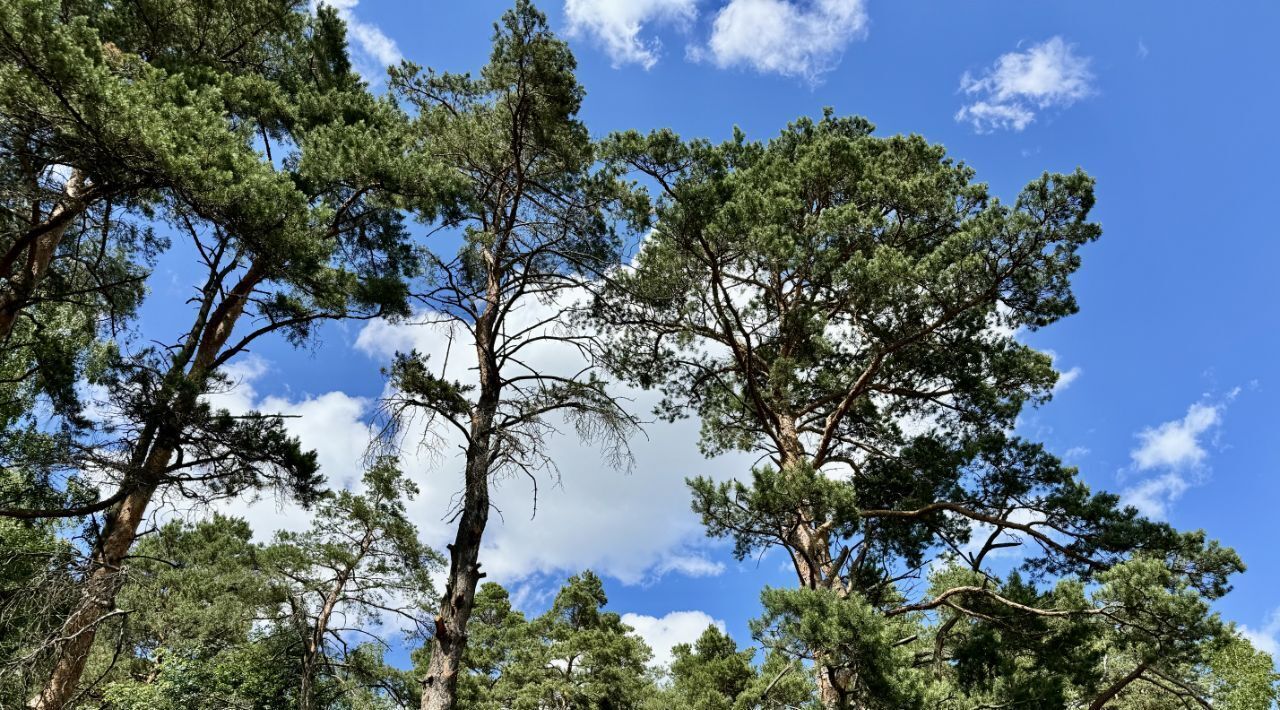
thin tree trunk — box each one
[26,482,156,710]
[1089,661,1149,710]
[300,529,371,710]
[777,417,849,710]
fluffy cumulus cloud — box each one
[312,0,402,81]
[564,0,699,69]
[697,0,869,81]
[1240,609,1280,657]
[1130,402,1221,471]
[204,345,738,605]
[622,610,724,668]
[354,299,748,586]
[1121,396,1233,519]
[203,356,376,538]
[956,37,1094,132]
[210,344,741,588]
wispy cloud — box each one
[1054,366,1082,393]
[655,554,726,578]
[564,0,698,69]
[315,0,402,82]
[956,37,1094,132]
[1062,446,1090,461]
[695,0,869,82]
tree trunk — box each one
[26,482,155,710]
[0,172,88,345]
[778,417,849,710]
[816,661,844,708]
[419,420,492,710]
[26,258,258,708]
[300,529,370,710]
[419,253,504,710]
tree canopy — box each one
[0,2,1274,710]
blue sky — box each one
[140,0,1280,665]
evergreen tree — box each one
[383,4,644,708]
[91,514,292,710]
[86,466,437,710]
[653,625,818,710]
[435,572,653,710]
[266,460,441,710]
[597,111,1238,708]
[0,2,434,705]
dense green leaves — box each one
[78,464,437,710]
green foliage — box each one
[753,587,921,709]
[0,3,1270,710]
[440,572,653,710]
[118,515,276,660]
[1207,634,1280,709]
[656,625,819,710]
[0,0,433,521]
[596,108,1259,709]
[89,465,439,710]
[87,515,301,709]
[667,626,757,710]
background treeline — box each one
[0,0,1276,709]
[10,508,1278,709]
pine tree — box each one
[434,572,653,710]
[597,111,1238,708]
[382,4,645,707]
[0,3,434,705]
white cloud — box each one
[564,0,698,69]
[956,101,1037,132]
[1121,471,1191,520]
[194,262,749,609]
[356,298,748,586]
[1240,609,1280,657]
[1062,446,1090,461]
[1137,39,1149,60]
[205,357,376,538]
[698,0,868,82]
[655,554,727,578]
[956,37,1093,133]
[1131,402,1221,471]
[622,610,723,668]
[314,0,402,82]
[1053,366,1082,394]
[1121,399,1229,519]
